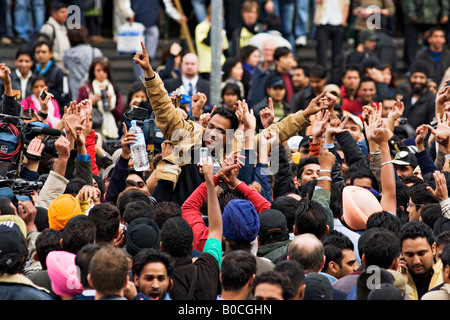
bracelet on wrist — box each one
[319,169,331,173]
[316,176,332,181]
[381,160,393,167]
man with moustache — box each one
[402,60,436,130]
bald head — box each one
[181,53,199,79]
[287,233,325,273]
[262,40,277,63]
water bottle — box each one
[128,120,149,171]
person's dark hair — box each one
[93,175,106,199]
[420,203,443,230]
[88,56,113,83]
[323,245,345,273]
[0,233,27,275]
[395,181,410,208]
[410,181,438,206]
[30,74,48,88]
[160,217,194,258]
[15,46,33,60]
[0,196,16,216]
[61,215,96,254]
[132,248,174,278]
[363,229,400,269]
[402,175,423,186]
[50,1,67,12]
[35,206,49,232]
[273,46,291,61]
[33,38,52,53]
[383,64,397,88]
[366,211,402,236]
[399,221,436,248]
[271,196,299,233]
[252,270,294,300]
[358,227,384,263]
[153,201,182,229]
[293,63,310,77]
[67,25,89,47]
[63,178,86,197]
[273,260,305,296]
[356,268,394,300]
[347,167,379,192]
[239,45,259,64]
[436,230,450,247]
[308,64,327,79]
[88,203,120,244]
[222,56,242,81]
[342,64,361,77]
[221,82,242,101]
[210,106,240,131]
[358,76,376,89]
[116,189,153,219]
[296,156,320,179]
[294,199,329,240]
[88,244,129,295]
[35,229,62,270]
[126,81,148,107]
[221,250,257,291]
[263,13,281,32]
[218,189,245,213]
[75,243,102,288]
[322,230,354,251]
[122,200,155,225]
[440,243,450,269]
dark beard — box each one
[411,82,426,95]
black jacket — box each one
[402,89,436,129]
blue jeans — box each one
[191,0,207,23]
[273,0,295,49]
[3,0,13,38]
[294,0,316,38]
[133,25,160,81]
[14,0,45,40]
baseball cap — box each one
[345,114,364,131]
[258,209,289,243]
[391,150,418,168]
[304,272,333,300]
[359,29,378,43]
[266,76,285,89]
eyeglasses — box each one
[406,203,421,208]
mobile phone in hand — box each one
[40,89,48,101]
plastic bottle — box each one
[128,120,149,171]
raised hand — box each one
[415,124,429,152]
[311,109,330,143]
[192,92,207,118]
[0,63,11,84]
[426,170,448,202]
[303,90,329,118]
[260,98,275,129]
[133,41,153,77]
[425,113,450,152]
[121,122,137,159]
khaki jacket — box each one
[143,74,311,187]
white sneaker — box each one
[295,36,307,46]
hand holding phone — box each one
[199,147,208,166]
[40,89,48,101]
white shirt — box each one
[15,69,32,99]
[321,0,343,25]
[181,75,199,96]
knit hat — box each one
[0,214,27,238]
[409,60,431,78]
[258,209,289,243]
[48,194,83,230]
[46,250,83,297]
[0,222,26,263]
[342,186,382,231]
[222,199,260,242]
[125,217,161,256]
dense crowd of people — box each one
[2,0,450,303]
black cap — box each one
[258,209,289,243]
[362,57,385,71]
[265,76,285,89]
[304,273,333,300]
[391,150,418,168]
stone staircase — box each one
[0,33,407,104]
